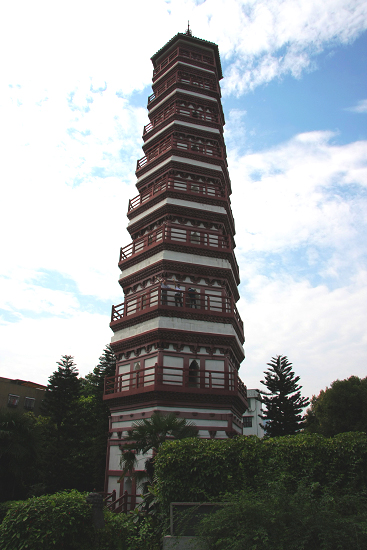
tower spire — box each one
[186,20,192,36]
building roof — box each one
[0,376,46,390]
[151,32,223,80]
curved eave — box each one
[126,197,236,240]
[109,326,245,363]
[117,258,240,303]
[151,33,223,80]
[103,388,247,416]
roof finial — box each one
[186,21,192,36]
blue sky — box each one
[0,0,366,400]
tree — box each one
[304,376,367,437]
[81,344,116,398]
[37,349,116,493]
[41,355,80,434]
[195,483,367,550]
[79,345,117,491]
[40,355,81,492]
[0,410,43,501]
[260,355,309,437]
[120,412,198,482]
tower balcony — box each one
[110,283,244,340]
[118,224,240,281]
[148,69,218,107]
[128,176,225,212]
[136,133,223,172]
[152,44,215,81]
[120,223,231,259]
[143,100,219,136]
[104,363,247,405]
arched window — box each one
[133,361,141,388]
[188,360,199,387]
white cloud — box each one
[0,313,112,385]
[231,131,367,396]
[206,0,367,94]
[1,0,366,99]
[230,131,367,259]
[345,99,367,113]
[0,275,79,317]
[0,78,149,305]
[239,269,367,399]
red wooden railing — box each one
[153,48,178,77]
[102,490,116,508]
[112,284,231,318]
[128,176,225,212]
[143,101,219,135]
[119,224,230,262]
[136,133,222,171]
[148,70,217,104]
[102,490,140,513]
[104,364,247,401]
[111,282,243,338]
[152,46,214,78]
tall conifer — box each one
[41,355,80,432]
[260,355,309,436]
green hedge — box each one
[0,501,22,524]
[196,484,367,550]
[0,490,134,550]
[154,432,367,509]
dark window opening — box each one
[24,397,36,410]
[243,416,253,428]
[8,394,20,407]
[188,360,199,387]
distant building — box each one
[0,377,46,415]
[243,389,264,438]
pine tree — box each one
[82,345,116,397]
[260,355,309,437]
[41,355,80,433]
[40,355,81,492]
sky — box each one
[0,0,366,402]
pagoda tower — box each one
[104,30,247,506]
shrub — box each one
[197,483,367,550]
[0,490,134,550]
[154,433,367,509]
[0,501,21,524]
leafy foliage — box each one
[154,433,367,510]
[0,411,43,501]
[79,345,117,490]
[305,376,367,436]
[260,355,309,436]
[120,412,198,477]
[81,344,116,397]
[197,483,367,550]
[0,490,134,550]
[0,501,21,524]
[1,347,116,499]
[35,348,116,493]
